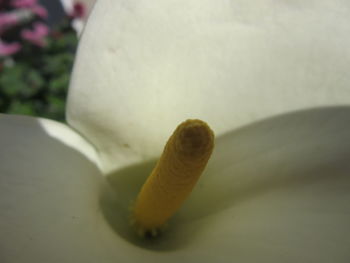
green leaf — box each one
[50,74,70,93]
[0,66,27,97]
[21,70,44,96]
[7,101,36,115]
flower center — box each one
[131,119,214,237]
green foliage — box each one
[0,21,78,122]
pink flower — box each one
[70,2,86,19]
[0,13,18,25]
[0,13,19,34]
[21,22,49,47]
[0,41,21,56]
[30,5,48,18]
[11,0,37,8]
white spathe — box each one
[1,0,350,262]
[67,0,350,173]
[1,110,350,262]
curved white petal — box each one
[0,115,130,262]
[178,107,350,261]
[0,113,348,260]
[105,107,350,262]
[67,0,350,172]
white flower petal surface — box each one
[0,115,130,262]
[104,107,350,262]
[0,111,349,261]
[171,107,350,262]
[67,0,350,172]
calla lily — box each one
[1,0,350,262]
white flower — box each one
[1,0,350,262]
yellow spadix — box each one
[132,119,214,237]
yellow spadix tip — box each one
[131,119,214,238]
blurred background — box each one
[0,0,95,122]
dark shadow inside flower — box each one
[103,106,350,251]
